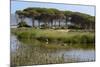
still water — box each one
[11,35,95,66]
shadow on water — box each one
[11,35,95,66]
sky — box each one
[11,1,95,16]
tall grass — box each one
[11,28,95,43]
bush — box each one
[68,25,82,29]
[18,21,31,28]
[12,28,95,43]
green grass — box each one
[11,28,95,43]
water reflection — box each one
[11,35,95,66]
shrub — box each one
[18,21,31,28]
[68,25,82,29]
[12,28,95,43]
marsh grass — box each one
[19,38,95,50]
[11,28,95,43]
[11,31,95,66]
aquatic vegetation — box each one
[11,31,95,66]
[11,35,95,66]
[11,28,95,44]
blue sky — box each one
[11,1,95,16]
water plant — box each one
[11,28,95,44]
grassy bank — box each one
[11,28,95,43]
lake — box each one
[10,34,95,66]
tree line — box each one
[15,7,95,29]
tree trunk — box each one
[51,20,53,28]
[32,18,34,27]
[38,20,40,28]
[55,20,56,28]
[44,21,47,28]
[20,15,24,22]
[15,14,19,25]
[65,19,68,28]
[59,19,61,28]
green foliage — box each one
[18,21,31,28]
[16,7,95,29]
[12,28,95,43]
[67,25,82,29]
